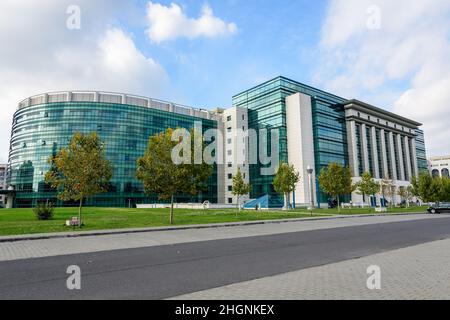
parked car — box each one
[427,203,450,214]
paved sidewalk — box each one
[0,214,444,262]
[171,238,450,300]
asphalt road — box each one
[1,216,450,300]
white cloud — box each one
[0,1,168,163]
[314,0,450,156]
[146,2,237,43]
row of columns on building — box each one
[349,121,419,181]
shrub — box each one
[33,203,54,220]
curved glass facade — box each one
[8,94,218,208]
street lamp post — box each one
[307,166,315,215]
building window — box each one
[227,150,232,156]
[228,198,233,204]
[228,186,232,192]
[228,174,232,179]
[242,115,245,120]
[228,163,232,168]
[227,138,232,144]
[227,127,232,133]
[443,169,450,178]
[227,116,232,122]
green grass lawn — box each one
[0,206,428,237]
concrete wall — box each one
[286,93,317,206]
[220,107,250,205]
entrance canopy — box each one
[243,194,284,210]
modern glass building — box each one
[415,129,428,172]
[232,77,349,204]
[7,91,218,208]
[5,77,428,208]
[233,77,427,206]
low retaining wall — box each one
[136,203,237,210]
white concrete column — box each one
[396,134,406,181]
[404,136,413,181]
[380,129,389,179]
[361,123,370,173]
[286,93,317,205]
[347,120,360,177]
[388,132,398,180]
[6,194,14,209]
[371,126,380,178]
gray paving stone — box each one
[171,238,450,300]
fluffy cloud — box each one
[314,0,450,156]
[0,1,168,163]
[146,2,237,43]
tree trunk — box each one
[170,195,174,225]
[283,193,288,211]
[337,196,341,214]
[78,196,83,228]
[287,192,291,210]
[365,193,370,211]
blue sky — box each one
[0,0,449,162]
[128,0,329,107]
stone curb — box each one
[0,212,427,243]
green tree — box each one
[397,186,408,208]
[273,162,300,210]
[436,177,450,202]
[398,185,414,208]
[232,168,252,212]
[356,172,380,207]
[318,162,355,213]
[380,179,395,208]
[136,128,213,225]
[410,172,440,203]
[45,132,112,227]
